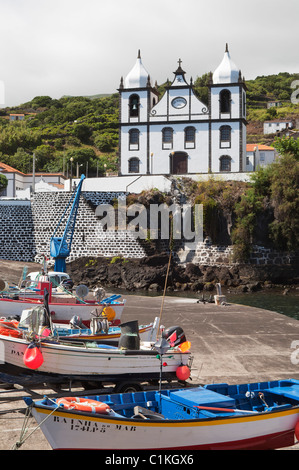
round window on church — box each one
[171,97,187,109]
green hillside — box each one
[0,72,298,175]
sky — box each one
[0,0,298,107]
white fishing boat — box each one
[0,271,73,299]
[0,279,125,327]
[0,311,192,387]
[17,310,160,345]
[24,379,299,450]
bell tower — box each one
[209,44,247,172]
[119,51,159,175]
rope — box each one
[12,399,60,450]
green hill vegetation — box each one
[0,72,298,176]
[0,94,119,175]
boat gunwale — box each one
[31,400,299,427]
[0,297,124,307]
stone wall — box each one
[174,238,296,267]
[0,193,296,268]
[0,200,35,261]
[31,191,148,264]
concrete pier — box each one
[1,294,299,450]
[122,294,299,385]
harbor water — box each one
[112,286,299,321]
[226,290,299,321]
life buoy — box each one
[0,319,19,329]
[0,323,22,338]
[56,397,111,415]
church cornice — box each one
[209,81,247,90]
[120,117,247,126]
[118,86,159,96]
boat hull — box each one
[0,297,124,326]
[0,334,191,380]
[30,403,299,450]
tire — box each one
[114,382,143,393]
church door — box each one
[170,152,188,174]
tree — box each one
[268,154,299,251]
[0,174,7,193]
[94,132,117,152]
[34,144,56,171]
[274,136,299,160]
[232,155,299,260]
[30,96,53,109]
[72,123,92,143]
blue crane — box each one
[50,174,85,272]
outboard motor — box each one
[61,279,74,290]
[162,326,186,347]
[118,320,140,350]
[69,315,84,329]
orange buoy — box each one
[102,306,116,322]
[56,397,111,414]
[23,342,44,370]
[176,365,190,381]
[178,341,191,353]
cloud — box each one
[0,0,298,106]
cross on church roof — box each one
[174,58,186,76]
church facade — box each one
[118,46,247,176]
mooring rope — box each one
[12,398,59,450]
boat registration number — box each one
[54,416,137,433]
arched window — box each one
[129,94,139,118]
[220,125,231,148]
[184,126,196,148]
[219,89,231,114]
[219,155,232,172]
[162,127,173,149]
[128,157,140,173]
[129,129,140,150]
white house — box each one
[118,45,247,177]
[0,162,66,198]
[245,144,276,171]
[263,119,293,135]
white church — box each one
[118,46,247,177]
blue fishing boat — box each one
[24,379,299,450]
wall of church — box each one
[149,123,210,174]
[120,125,148,175]
[210,121,241,173]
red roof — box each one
[0,162,25,175]
[246,144,274,152]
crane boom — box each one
[50,174,85,272]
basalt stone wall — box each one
[175,239,297,267]
[31,191,148,263]
[0,201,35,261]
[0,193,297,269]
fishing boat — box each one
[17,308,160,345]
[24,379,299,450]
[0,304,192,388]
[0,278,125,326]
[0,271,73,299]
